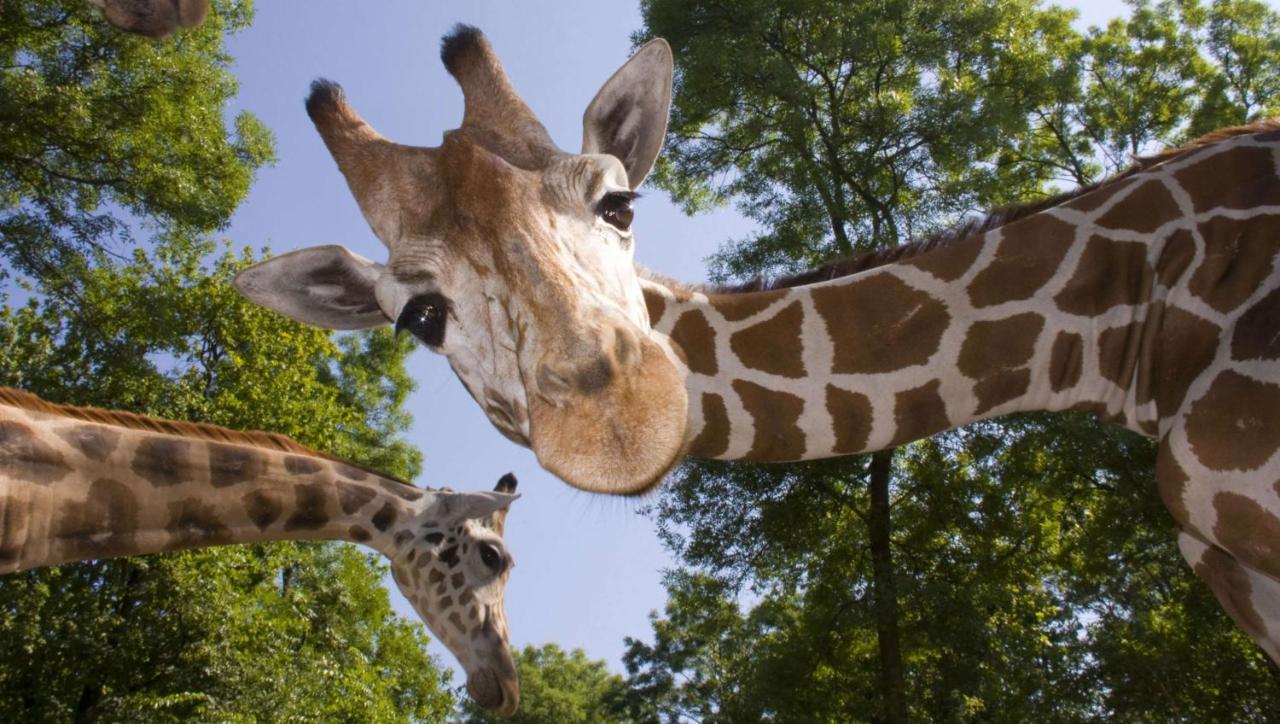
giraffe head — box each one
[388,473,521,716]
[235,26,687,495]
[87,0,209,38]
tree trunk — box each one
[868,449,908,724]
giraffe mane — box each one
[0,386,413,485]
[702,119,1280,294]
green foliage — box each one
[0,0,274,290]
[458,643,627,724]
[0,237,451,722]
[628,0,1280,721]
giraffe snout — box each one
[534,322,643,402]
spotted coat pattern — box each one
[0,390,520,713]
[641,129,1280,662]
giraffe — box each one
[0,387,522,715]
[86,0,209,38]
[231,27,1280,663]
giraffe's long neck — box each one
[0,389,428,573]
[643,131,1280,462]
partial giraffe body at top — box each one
[87,0,208,38]
[233,26,1280,664]
[0,387,521,716]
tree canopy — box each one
[623,0,1280,721]
[0,2,453,720]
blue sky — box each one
[221,0,1188,679]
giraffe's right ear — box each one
[581,38,674,189]
[233,246,388,330]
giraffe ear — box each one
[233,246,388,330]
[581,38,673,189]
[441,490,520,524]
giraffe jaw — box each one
[528,339,688,495]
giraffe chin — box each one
[466,666,520,717]
[529,341,688,495]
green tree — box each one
[458,643,627,724]
[628,0,1280,721]
[0,0,273,293]
[0,237,453,722]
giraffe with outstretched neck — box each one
[233,27,1280,665]
[0,387,521,715]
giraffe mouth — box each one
[466,656,520,716]
[528,339,687,495]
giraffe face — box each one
[235,30,688,494]
[388,480,520,716]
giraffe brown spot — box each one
[284,455,323,475]
[731,380,806,461]
[284,483,330,531]
[688,393,731,458]
[440,545,460,567]
[460,591,474,606]
[449,611,466,633]
[1097,321,1143,388]
[339,485,377,515]
[131,436,193,487]
[54,425,120,462]
[643,288,666,326]
[1146,305,1220,417]
[904,233,983,282]
[1189,214,1280,313]
[1049,332,1084,392]
[825,385,872,454]
[973,369,1032,416]
[711,289,788,322]
[0,493,28,567]
[243,490,283,529]
[967,214,1075,308]
[440,595,453,609]
[1174,145,1279,214]
[1232,287,1280,361]
[1062,178,1135,214]
[207,442,265,488]
[54,478,137,559]
[451,572,465,589]
[1156,229,1196,288]
[380,479,425,501]
[1185,370,1280,471]
[1213,492,1280,580]
[164,498,232,549]
[730,301,806,378]
[0,421,70,485]
[957,313,1044,380]
[1054,237,1153,316]
[428,569,445,585]
[669,310,718,375]
[813,273,950,374]
[1095,180,1182,234]
[424,531,445,545]
[371,502,398,532]
[1193,545,1268,641]
[335,463,368,481]
[393,530,414,547]
[890,380,951,447]
[348,525,371,543]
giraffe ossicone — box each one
[0,387,522,716]
[235,26,1280,664]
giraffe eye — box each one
[479,542,504,573]
[395,293,449,347]
[597,192,636,232]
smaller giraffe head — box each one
[86,0,209,38]
[234,26,688,496]
[388,474,521,716]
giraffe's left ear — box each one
[234,246,388,330]
[581,38,673,189]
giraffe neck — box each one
[642,130,1280,462]
[0,388,429,572]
